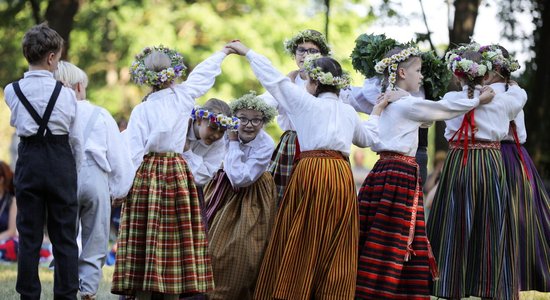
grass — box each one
[0,262,118,299]
[0,262,548,299]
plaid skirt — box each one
[356,152,436,300]
[111,153,213,296]
[255,150,358,300]
[501,142,550,292]
[427,146,518,300]
[267,130,299,205]
[203,171,276,300]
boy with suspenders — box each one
[4,23,79,299]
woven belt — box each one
[449,140,500,150]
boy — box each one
[3,23,79,299]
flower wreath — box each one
[130,45,187,87]
[229,91,277,123]
[191,107,239,130]
[444,43,488,80]
[479,44,520,73]
[374,46,422,90]
[303,53,351,89]
[284,29,332,56]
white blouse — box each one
[182,126,226,186]
[224,130,275,188]
[245,50,379,155]
[503,110,527,143]
[123,51,227,173]
[371,93,481,156]
[444,83,527,142]
[74,100,135,198]
[259,74,307,131]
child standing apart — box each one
[480,44,550,292]
[356,46,494,299]
[54,61,134,299]
[203,92,277,299]
[427,46,526,300]
[261,29,331,204]
[3,23,80,299]
[111,45,229,299]
[226,41,384,299]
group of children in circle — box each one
[4,22,549,300]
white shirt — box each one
[245,50,379,155]
[504,110,527,143]
[372,93,481,156]
[182,126,226,186]
[224,130,274,188]
[340,77,381,114]
[74,100,135,198]
[123,51,226,174]
[259,75,307,131]
[444,83,527,142]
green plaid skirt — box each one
[112,152,213,296]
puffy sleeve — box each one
[353,115,380,148]
[175,51,227,99]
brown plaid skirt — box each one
[111,152,213,296]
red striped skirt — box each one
[356,152,436,300]
[254,150,357,300]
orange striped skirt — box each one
[254,150,357,300]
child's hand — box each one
[225,41,250,56]
[508,80,518,86]
[227,129,239,141]
[379,90,408,103]
[479,86,495,105]
[371,97,389,116]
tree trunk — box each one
[44,0,80,60]
[434,0,482,155]
[525,0,550,178]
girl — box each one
[54,60,134,300]
[427,45,526,300]
[261,29,331,203]
[111,45,230,299]
[0,161,17,262]
[203,92,277,299]
[356,46,494,300]
[226,41,384,299]
[480,44,550,292]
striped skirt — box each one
[111,153,213,296]
[267,130,299,205]
[254,150,358,300]
[203,171,277,300]
[501,142,550,292]
[427,144,519,299]
[356,152,435,300]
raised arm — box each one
[177,48,229,99]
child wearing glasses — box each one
[203,92,277,300]
[261,29,331,204]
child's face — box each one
[235,109,264,143]
[294,42,321,69]
[400,58,423,93]
[197,118,226,145]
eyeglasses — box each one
[296,47,321,55]
[238,117,263,126]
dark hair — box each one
[0,161,14,195]
[203,98,231,116]
[22,23,64,65]
[461,50,484,99]
[309,56,342,96]
[495,45,511,91]
[288,29,331,56]
[380,47,421,92]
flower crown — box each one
[374,46,422,90]
[191,107,239,130]
[479,44,520,73]
[130,45,187,87]
[444,43,488,80]
[284,30,331,56]
[229,91,277,123]
[302,53,351,89]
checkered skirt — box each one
[111,152,213,296]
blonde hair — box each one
[144,50,171,72]
[54,61,88,88]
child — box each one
[427,45,526,300]
[226,41,384,299]
[355,46,494,299]
[0,161,18,262]
[480,44,550,292]
[203,92,277,299]
[261,29,331,204]
[3,23,80,299]
[111,45,230,299]
[54,60,134,299]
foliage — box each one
[350,33,399,78]
[420,50,452,100]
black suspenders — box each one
[12,81,63,136]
